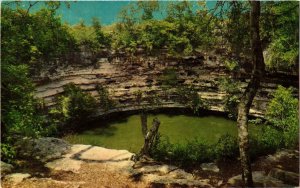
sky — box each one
[15,1,218,25]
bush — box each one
[0,143,16,164]
[218,77,242,118]
[265,85,299,148]
[50,83,97,130]
[249,127,283,158]
[176,86,206,114]
[95,84,116,111]
[214,134,239,160]
[150,134,218,168]
[159,68,178,87]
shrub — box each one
[265,85,299,148]
[249,126,283,158]
[176,86,206,114]
[150,135,215,168]
[50,83,97,130]
[150,134,172,160]
[159,68,178,87]
[0,143,16,164]
[218,77,242,118]
[95,84,116,111]
[214,134,239,160]
[224,60,240,72]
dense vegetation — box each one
[150,85,299,167]
[1,1,298,174]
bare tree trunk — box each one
[237,1,265,187]
[140,112,148,138]
[138,117,160,158]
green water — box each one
[64,114,260,153]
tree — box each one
[261,2,299,72]
[137,1,159,21]
[92,17,111,48]
[236,1,265,186]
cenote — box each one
[64,113,261,153]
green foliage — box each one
[261,2,299,71]
[150,133,239,167]
[95,84,116,111]
[69,18,111,52]
[265,85,299,147]
[150,126,295,168]
[1,64,50,162]
[218,77,242,118]
[214,134,239,160]
[0,143,16,164]
[50,83,97,130]
[92,17,112,48]
[150,134,214,167]
[137,1,159,21]
[222,2,251,58]
[176,86,206,114]
[1,5,76,69]
[1,64,48,137]
[251,126,283,156]
[224,60,240,72]
[159,68,178,87]
[114,1,214,55]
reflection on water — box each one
[63,114,260,153]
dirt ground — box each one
[1,150,299,188]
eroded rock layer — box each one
[35,51,298,118]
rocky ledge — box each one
[1,137,299,188]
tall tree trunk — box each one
[140,112,148,138]
[237,1,265,187]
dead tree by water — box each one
[140,112,148,137]
[136,117,160,160]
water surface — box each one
[64,114,260,153]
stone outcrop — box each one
[0,161,14,176]
[228,149,299,187]
[228,171,290,187]
[4,173,31,184]
[34,50,298,119]
[42,144,213,187]
[14,137,71,162]
[268,168,299,185]
[200,162,220,173]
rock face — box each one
[34,50,298,119]
[15,137,71,162]
[200,162,220,173]
[0,161,13,176]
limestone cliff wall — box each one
[35,51,298,118]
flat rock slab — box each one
[45,144,134,173]
[65,144,134,162]
[43,143,213,187]
[5,173,31,184]
[45,158,83,173]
